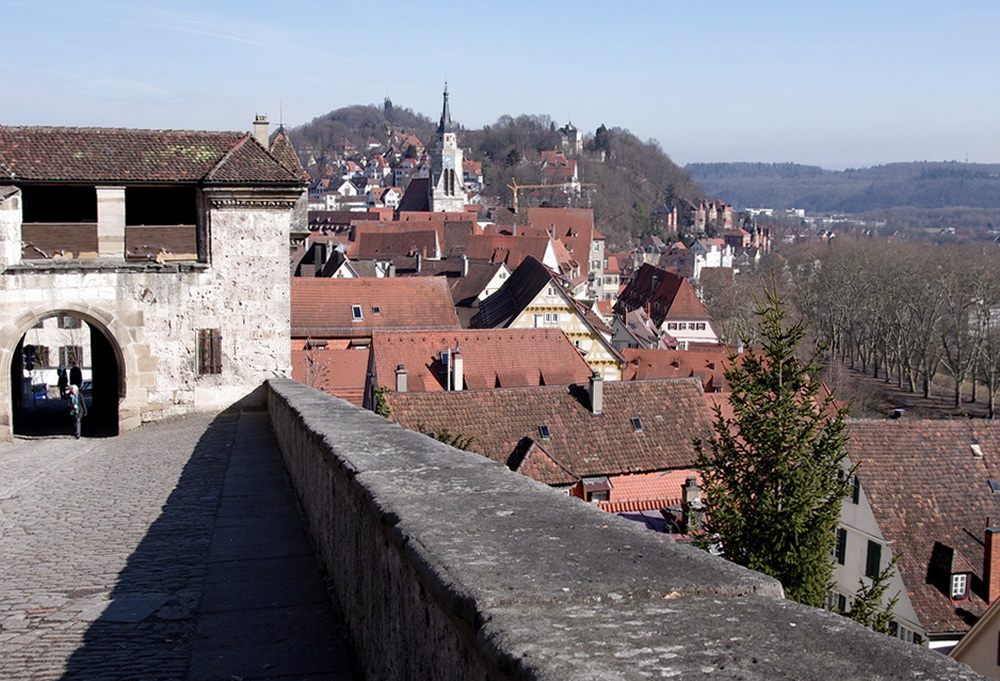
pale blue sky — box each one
[1,0,996,169]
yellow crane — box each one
[506,179,596,213]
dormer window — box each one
[351,305,363,321]
[951,573,969,600]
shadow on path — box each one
[59,408,358,681]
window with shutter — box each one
[198,329,222,375]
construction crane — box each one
[506,179,596,213]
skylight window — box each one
[351,305,363,321]
[538,424,551,440]
[630,417,643,433]
[989,480,1000,494]
[372,306,381,315]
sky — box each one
[2,0,998,170]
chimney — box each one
[461,253,469,277]
[253,114,269,146]
[452,347,463,391]
[589,370,604,415]
[986,527,1000,605]
[395,364,408,392]
[415,251,422,274]
[682,477,703,533]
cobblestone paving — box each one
[0,409,356,681]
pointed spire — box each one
[437,82,453,134]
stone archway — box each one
[6,309,126,438]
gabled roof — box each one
[846,420,1000,636]
[615,264,712,327]
[268,127,310,181]
[291,277,460,338]
[465,234,552,269]
[472,255,555,328]
[369,328,593,392]
[0,126,305,185]
[450,260,508,306]
[385,378,714,478]
[397,177,431,211]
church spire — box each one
[437,83,453,134]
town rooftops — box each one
[847,419,1000,636]
[369,328,594,393]
[0,126,306,186]
[385,378,713,479]
[291,277,460,338]
[615,263,712,326]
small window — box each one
[837,594,847,612]
[351,305,363,321]
[58,316,82,329]
[852,475,861,504]
[538,424,551,440]
[865,540,881,579]
[59,345,83,368]
[835,528,847,565]
[372,306,381,315]
[952,573,969,600]
[198,329,222,375]
[630,417,643,432]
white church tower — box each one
[429,85,465,213]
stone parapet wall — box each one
[266,377,986,680]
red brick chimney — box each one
[985,526,1000,605]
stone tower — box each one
[429,85,465,213]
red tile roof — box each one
[290,347,369,406]
[623,347,737,392]
[598,469,702,513]
[465,234,551,269]
[369,328,593,393]
[0,126,304,185]
[291,277,460,338]
[385,378,713,479]
[615,263,712,327]
[845,420,1000,636]
[353,229,439,259]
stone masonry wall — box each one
[266,378,987,681]
[0,187,293,434]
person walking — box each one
[68,384,87,439]
[69,362,82,389]
[57,367,68,399]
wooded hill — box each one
[289,102,705,249]
[686,161,1000,232]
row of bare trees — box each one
[780,238,1000,417]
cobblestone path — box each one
[0,409,357,681]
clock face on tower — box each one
[443,155,455,169]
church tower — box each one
[429,85,465,213]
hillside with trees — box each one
[288,102,705,248]
[686,161,1000,233]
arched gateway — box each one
[0,120,307,438]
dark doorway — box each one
[11,315,120,437]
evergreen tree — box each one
[839,557,899,635]
[694,285,852,607]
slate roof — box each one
[369,328,593,393]
[0,126,305,185]
[615,263,712,327]
[291,277,460,338]
[472,255,554,328]
[846,419,1000,636]
[385,378,713,478]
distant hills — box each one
[685,161,1000,225]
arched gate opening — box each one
[11,313,121,438]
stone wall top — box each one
[267,378,987,680]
